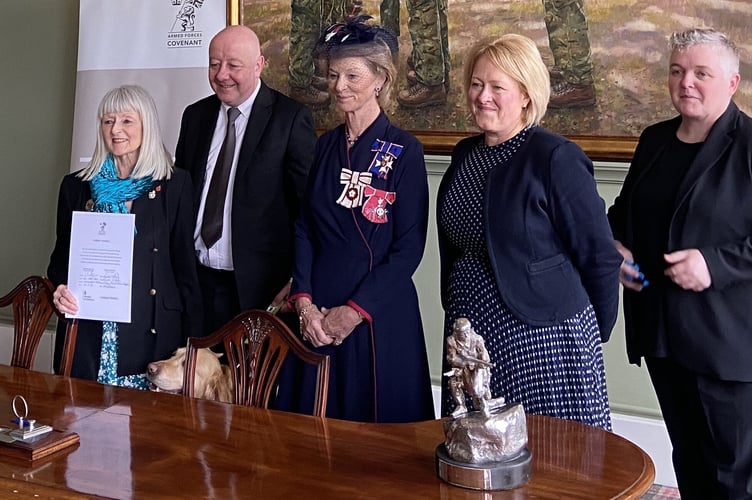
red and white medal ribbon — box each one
[362,186,396,223]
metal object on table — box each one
[4,395,53,442]
[435,318,532,491]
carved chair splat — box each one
[183,310,329,417]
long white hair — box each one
[78,85,173,180]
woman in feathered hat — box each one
[276,17,435,423]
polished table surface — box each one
[0,366,654,499]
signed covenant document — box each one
[67,211,135,323]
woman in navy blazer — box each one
[608,28,752,499]
[437,34,621,429]
[48,85,202,387]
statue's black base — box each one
[435,444,532,491]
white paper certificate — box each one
[67,211,135,323]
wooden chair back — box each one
[183,310,329,417]
[0,275,78,376]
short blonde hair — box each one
[463,34,550,126]
[79,85,173,181]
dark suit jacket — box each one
[174,82,316,309]
[609,102,752,380]
[47,169,203,379]
[438,128,622,340]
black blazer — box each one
[47,169,203,379]
[609,102,752,380]
[174,82,316,309]
[438,128,622,340]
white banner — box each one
[71,0,227,171]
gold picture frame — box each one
[228,1,750,161]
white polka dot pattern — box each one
[438,129,611,430]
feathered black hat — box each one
[319,15,398,55]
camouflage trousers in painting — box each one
[289,0,352,88]
[543,0,593,85]
[381,0,450,86]
[380,0,400,40]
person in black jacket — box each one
[437,34,621,429]
[608,28,752,499]
[174,25,316,335]
[49,85,202,388]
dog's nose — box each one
[147,363,159,376]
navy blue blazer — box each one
[47,169,203,379]
[174,82,316,309]
[438,127,622,341]
[609,102,752,380]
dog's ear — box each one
[220,366,234,403]
[203,375,219,401]
[199,368,233,403]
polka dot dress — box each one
[438,128,611,431]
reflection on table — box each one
[0,366,654,499]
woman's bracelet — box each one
[298,303,316,321]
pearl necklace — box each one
[345,132,359,146]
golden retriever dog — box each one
[146,347,233,403]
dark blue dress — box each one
[438,130,612,430]
[274,113,435,423]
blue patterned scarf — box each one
[90,155,154,214]
[89,154,154,390]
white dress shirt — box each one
[194,85,260,270]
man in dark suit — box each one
[175,25,316,334]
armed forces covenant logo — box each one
[167,0,205,48]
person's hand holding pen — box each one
[614,240,649,291]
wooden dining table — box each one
[0,365,654,499]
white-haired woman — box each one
[48,85,202,388]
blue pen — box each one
[625,261,649,287]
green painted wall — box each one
[0,1,78,293]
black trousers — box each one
[197,263,241,336]
[646,356,752,500]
